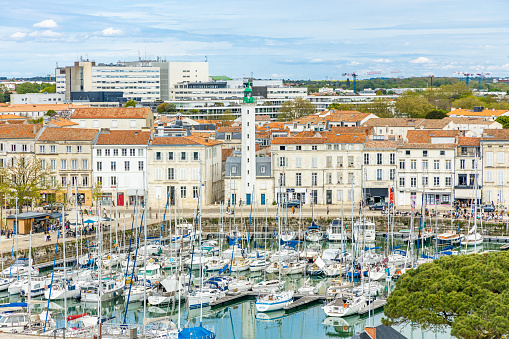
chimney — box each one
[365,327,377,339]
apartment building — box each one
[285,111,376,132]
[0,124,42,166]
[70,107,154,130]
[455,137,482,206]
[35,127,99,205]
[147,136,222,208]
[92,130,151,206]
[481,129,509,205]
[271,133,366,206]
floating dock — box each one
[358,298,386,315]
[283,295,323,311]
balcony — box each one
[454,185,481,190]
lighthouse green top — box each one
[243,82,254,104]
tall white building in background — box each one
[241,83,256,205]
[56,60,209,102]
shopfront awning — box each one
[365,188,389,198]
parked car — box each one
[368,202,388,211]
[282,199,302,208]
[478,204,495,213]
[43,202,64,210]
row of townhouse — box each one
[224,129,501,209]
[0,123,222,208]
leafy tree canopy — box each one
[451,96,484,110]
[45,109,56,117]
[496,116,509,129]
[277,97,315,122]
[16,82,40,94]
[156,102,177,113]
[41,84,56,93]
[124,99,136,107]
[383,252,509,339]
[425,109,448,119]
[395,93,434,118]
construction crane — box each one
[428,75,434,90]
[342,72,358,94]
[453,72,474,87]
[476,73,490,91]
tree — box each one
[124,99,136,107]
[0,155,53,213]
[15,82,40,94]
[496,116,509,129]
[277,97,315,122]
[451,96,483,110]
[383,252,509,339]
[395,92,434,118]
[425,109,448,119]
[45,110,56,117]
[41,85,56,93]
[156,102,176,114]
[219,109,235,126]
[91,182,103,207]
[156,102,169,113]
[27,117,43,124]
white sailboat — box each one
[323,295,366,317]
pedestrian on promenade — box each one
[327,206,329,216]
[292,207,295,214]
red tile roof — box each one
[38,127,99,141]
[0,124,41,139]
[272,137,325,145]
[406,130,459,143]
[458,137,481,146]
[71,107,151,119]
[96,130,151,145]
[482,129,509,141]
[151,135,222,146]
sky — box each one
[1,0,509,80]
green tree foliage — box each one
[27,117,43,124]
[15,82,40,94]
[395,92,434,118]
[41,84,56,93]
[0,84,9,103]
[124,99,136,107]
[219,109,235,126]
[328,99,393,118]
[495,116,509,129]
[277,97,315,121]
[425,109,448,119]
[157,102,168,113]
[383,252,509,339]
[451,96,484,110]
[0,155,53,213]
[45,109,56,117]
[156,102,177,113]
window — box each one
[348,172,354,184]
[168,152,174,161]
[434,160,440,170]
[122,149,127,156]
[50,145,56,153]
[61,176,67,187]
[422,176,428,187]
[61,160,67,170]
[296,146,302,151]
[66,146,71,153]
[348,156,354,167]
[312,145,317,151]
[80,120,85,128]
[82,160,88,170]
[422,160,428,170]
[377,169,382,181]
[130,120,136,128]
[461,147,467,155]
[410,160,416,170]
[71,176,78,187]
[77,146,82,153]
[327,173,332,185]
[389,153,395,165]
[279,157,287,167]
[168,168,175,180]
[486,170,493,182]
[460,159,465,169]
[446,176,451,186]
[312,172,318,186]
[326,156,332,168]
[440,151,445,156]
[405,150,410,155]
[193,186,199,199]
[96,177,103,185]
[411,177,416,187]
[138,149,144,157]
[180,152,186,161]
[105,149,110,157]
[498,152,505,164]
[472,159,476,169]
[51,160,56,170]
[39,145,45,153]
[21,144,28,152]
[337,190,343,201]
[130,149,135,156]
[445,160,451,170]
[399,177,405,187]
[364,154,370,165]
[423,150,428,157]
[279,173,285,186]
[434,176,440,186]
[498,170,504,186]
[399,160,405,170]
[111,120,118,128]
[125,161,130,171]
[337,156,343,167]
[295,157,302,168]
[348,189,354,201]
[71,160,77,170]
[93,120,99,128]
[260,166,266,174]
[139,161,144,171]
[279,146,286,151]
[296,173,302,186]
[97,149,102,156]
[377,153,383,165]
[111,161,116,171]
[193,152,199,161]
[312,157,318,168]
[486,152,493,167]
[337,172,343,184]
[390,169,395,180]
[82,176,88,187]
[110,176,117,186]
[155,152,162,161]
[113,149,118,156]
[97,162,102,171]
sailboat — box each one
[305,222,323,242]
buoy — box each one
[344,303,349,308]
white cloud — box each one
[373,58,391,63]
[310,58,324,63]
[101,27,123,36]
[28,30,62,38]
[410,57,432,64]
[348,61,361,66]
[441,64,457,70]
[10,32,27,39]
[33,19,58,28]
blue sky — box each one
[1,0,509,80]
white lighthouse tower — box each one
[241,82,256,205]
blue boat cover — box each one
[309,221,321,229]
[0,302,27,308]
[179,326,216,339]
[280,240,299,248]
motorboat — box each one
[20,277,50,298]
[326,219,348,241]
[123,281,156,302]
[204,258,229,272]
[80,279,124,302]
[0,258,39,278]
[255,290,294,312]
[137,264,163,284]
[147,275,185,306]
[227,278,252,294]
[352,219,376,243]
[436,231,461,245]
[249,259,269,272]
[44,281,80,300]
[187,288,224,308]
[323,295,366,317]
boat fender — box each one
[343,326,349,331]
[344,303,349,308]
[397,270,402,275]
